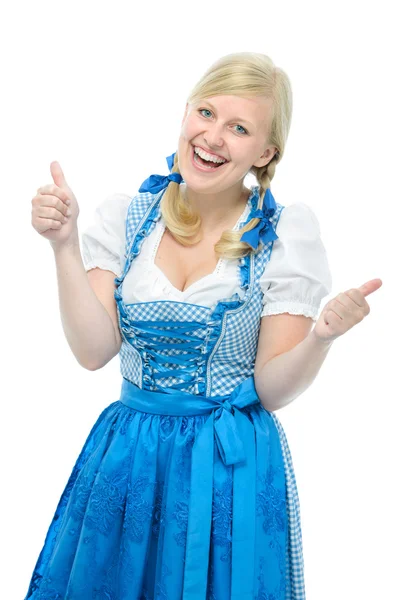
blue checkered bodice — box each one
[114,187,284,397]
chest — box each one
[154,227,223,294]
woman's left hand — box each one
[313,278,383,344]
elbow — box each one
[254,374,275,412]
[261,389,304,413]
[263,403,284,413]
[77,357,101,371]
[86,362,102,372]
[75,353,105,371]
[82,356,111,371]
[259,397,283,413]
[82,344,121,371]
[254,373,301,413]
[259,396,289,413]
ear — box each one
[253,146,278,169]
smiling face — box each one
[177,94,277,194]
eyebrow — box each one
[201,99,254,127]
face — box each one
[177,94,277,194]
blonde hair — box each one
[161,52,293,259]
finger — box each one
[324,308,354,337]
[50,161,68,189]
[345,289,370,314]
[335,292,361,310]
[356,279,383,297]
[34,216,63,233]
[327,296,366,325]
[343,288,365,307]
[34,194,70,217]
[324,308,343,328]
[36,185,70,204]
[326,298,348,320]
[36,205,69,223]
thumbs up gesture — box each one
[313,279,383,343]
[31,161,80,248]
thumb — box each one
[50,161,69,189]
[357,278,383,297]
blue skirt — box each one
[24,377,305,599]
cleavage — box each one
[154,227,221,294]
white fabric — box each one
[81,192,332,322]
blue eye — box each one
[234,124,248,135]
[199,109,212,118]
[198,108,248,135]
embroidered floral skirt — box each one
[24,384,306,600]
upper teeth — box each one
[194,146,226,164]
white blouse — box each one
[81,191,333,322]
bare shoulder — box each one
[87,267,122,350]
[254,313,313,376]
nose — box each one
[204,123,224,149]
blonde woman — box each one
[26,52,382,599]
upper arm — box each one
[255,202,332,374]
[87,267,122,353]
[80,192,131,360]
[254,313,313,376]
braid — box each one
[233,152,280,255]
[160,152,201,245]
[255,152,279,208]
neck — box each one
[182,181,251,232]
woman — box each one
[26,52,381,599]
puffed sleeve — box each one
[80,192,132,277]
[260,202,333,322]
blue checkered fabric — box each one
[112,185,306,598]
[271,413,306,599]
[208,208,282,397]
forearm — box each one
[254,328,334,412]
[52,236,119,370]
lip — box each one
[190,145,229,173]
[192,144,229,162]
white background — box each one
[1,0,398,598]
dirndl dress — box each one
[24,186,306,600]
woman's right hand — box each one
[31,161,80,249]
